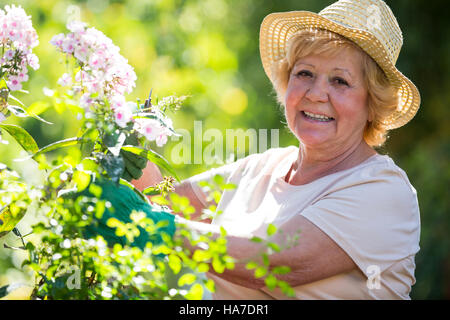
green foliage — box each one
[244,224,300,298]
[0,165,41,238]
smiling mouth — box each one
[301,111,334,122]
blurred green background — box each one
[0,0,448,299]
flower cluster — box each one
[134,116,175,147]
[0,5,39,91]
[50,20,179,148]
[50,21,136,109]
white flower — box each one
[4,49,14,60]
[114,106,133,128]
[110,95,126,110]
[57,73,72,87]
[7,75,22,91]
[67,20,87,33]
[80,93,94,110]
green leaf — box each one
[168,254,182,275]
[272,266,291,275]
[264,274,277,290]
[196,263,209,273]
[26,101,50,116]
[204,279,215,293]
[8,94,26,106]
[6,99,52,124]
[0,285,11,299]
[278,280,295,297]
[212,258,225,273]
[0,124,39,154]
[142,186,160,196]
[262,253,270,266]
[213,174,224,185]
[267,224,277,237]
[267,242,280,253]
[6,104,28,117]
[72,170,91,192]
[192,249,211,262]
[0,283,30,299]
[178,273,196,287]
[222,183,237,190]
[185,283,203,300]
[254,266,267,278]
[16,137,81,161]
[250,236,263,243]
[0,206,26,239]
[245,261,258,270]
[121,145,179,181]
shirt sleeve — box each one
[182,156,251,207]
[300,165,421,278]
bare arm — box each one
[180,215,357,290]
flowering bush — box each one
[0,5,296,300]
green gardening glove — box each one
[78,178,176,251]
[120,134,148,182]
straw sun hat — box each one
[259,0,420,129]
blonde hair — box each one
[270,29,398,147]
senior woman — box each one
[134,0,421,300]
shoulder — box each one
[330,154,418,207]
[301,154,421,272]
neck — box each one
[287,139,376,185]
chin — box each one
[297,135,331,148]
[291,126,332,148]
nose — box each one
[305,76,329,103]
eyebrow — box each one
[294,63,353,77]
[333,68,352,77]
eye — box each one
[295,70,313,78]
[333,77,349,86]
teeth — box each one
[303,111,333,121]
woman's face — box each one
[284,47,369,153]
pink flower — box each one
[134,118,160,141]
[27,53,39,70]
[17,71,28,82]
[88,53,103,70]
[7,75,22,91]
[110,95,126,110]
[155,133,169,147]
[51,20,136,104]
[4,49,14,60]
[62,38,75,54]
[114,106,133,128]
[73,44,89,63]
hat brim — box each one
[260,11,420,129]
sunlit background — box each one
[0,0,448,299]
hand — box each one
[120,133,148,182]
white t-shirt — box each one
[186,146,421,300]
